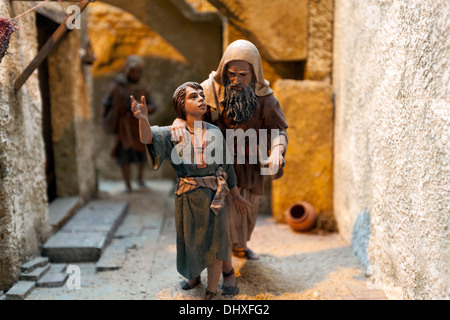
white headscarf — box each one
[201,40,273,121]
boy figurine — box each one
[131,82,251,300]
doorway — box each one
[36,13,58,202]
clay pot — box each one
[286,201,317,232]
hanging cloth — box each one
[0,0,67,63]
[0,16,18,63]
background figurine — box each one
[101,55,157,193]
[131,82,252,300]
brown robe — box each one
[102,74,156,157]
[203,93,288,195]
[202,92,288,248]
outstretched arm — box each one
[131,95,153,144]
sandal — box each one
[233,247,260,260]
[180,276,201,290]
[221,268,239,296]
[205,288,218,300]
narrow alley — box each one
[22,180,387,300]
[1,0,447,302]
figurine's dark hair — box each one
[173,82,203,120]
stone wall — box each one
[0,2,97,291]
[333,0,449,299]
[47,26,97,200]
[0,2,51,290]
[272,80,334,230]
[209,0,308,61]
[304,0,333,81]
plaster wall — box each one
[304,0,333,80]
[0,2,51,290]
[208,0,308,61]
[47,24,96,200]
[333,0,449,299]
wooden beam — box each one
[14,0,92,93]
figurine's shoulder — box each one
[200,71,216,91]
[205,122,222,133]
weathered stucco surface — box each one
[334,0,449,299]
[0,2,51,290]
[1,2,97,291]
[46,8,96,200]
[208,0,308,61]
[304,0,333,80]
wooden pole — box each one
[14,0,92,92]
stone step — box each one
[20,257,49,273]
[42,232,109,262]
[36,272,69,288]
[5,281,36,300]
[19,264,51,281]
[49,196,83,232]
[96,239,127,272]
[36,264,69,288]
[42,200,128,262]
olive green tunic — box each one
[146,123,237,279]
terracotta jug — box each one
[286,201,317,232]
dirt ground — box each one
[27,179,387,300]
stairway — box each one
[42,200,128,263]
[4,199,129,300]
[5,257,69,300]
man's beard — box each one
[224,80,258,122]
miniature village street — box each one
[2,0,447,301]
[14,180,387,301]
